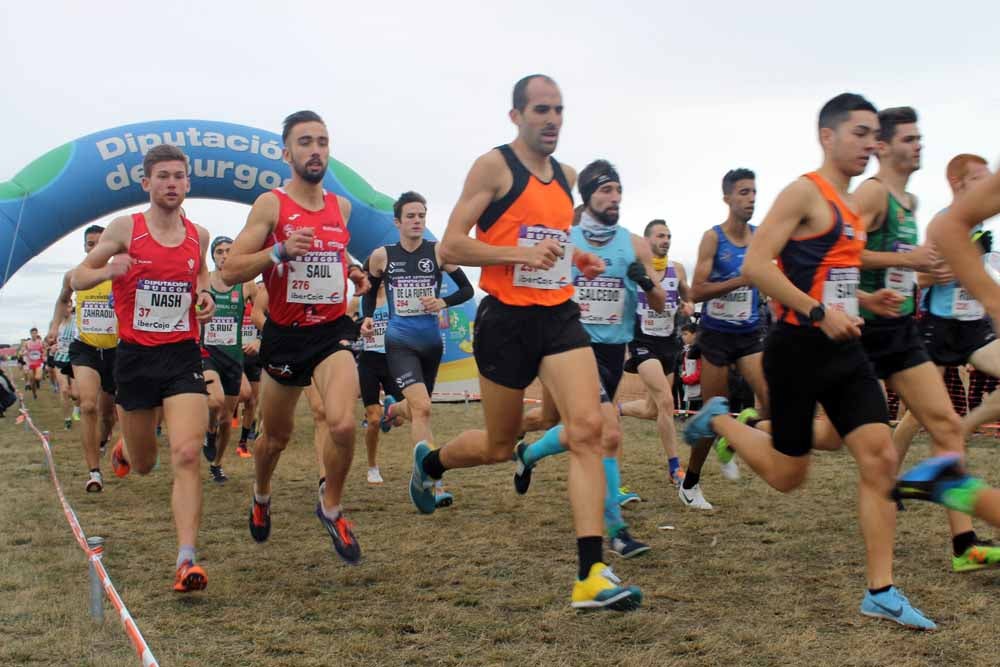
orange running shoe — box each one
[111,439,130,478]
[230,416,240,428]
[173,560,208,593]
[236,443,252,458]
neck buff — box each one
[652,255,668,272]
[579,209,618,244]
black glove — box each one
[627,261,655,292]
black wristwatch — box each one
[807,304,826,323]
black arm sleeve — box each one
[362,272,382,318]
[442,268,474,307]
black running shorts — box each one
[386,337,443,396]
[593,342,626,403]
[625,334,681,376]
[860,316,931,379]
[203,347,244,397]
[259,316,357,387]
[697,327,764,367]
[919,314,997,368]
[358,351,405,407]
[115,340,207,411]
[69,340,117,395]
[242,353,262,383]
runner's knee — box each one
[566,412,602,453]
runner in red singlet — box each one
[71,144,215,593]
[24,328,45,399]
[223,110,369,565]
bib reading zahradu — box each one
[822,267,859,317]
[133,279,192,333]
[513,225,573,290]
[573,275,625,325]
[392,276,438,317]
[75,280,118,347]
[286,251,345,304]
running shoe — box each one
[571,563,642,611]
[367,467,384,485]
[380,396,397,433]
[315,505,361,564]
[610,528,650,558]
[85,470,103,493]
[248,495,271,543]
[435,485,454,508]
[953,539,1000,573]
[893,454,986,514]
[408,441,437,514]
[716,407,757,465]
[173,560,208,593]
[513,438,533,495]
[859,587,936,630]
[202,432,217,463]
[719,460,741,481]
[110,439,130,478]
[683,396,730,443]
[72,406,80,421]
[64,418,72,431]
[678,483,713,510]
[669,467,685,486]
[236,443,252,458]
[230,416,240,429]
[99,440,107,458]
[618,487,641,507]
[209,465,228,484]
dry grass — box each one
[2,388,999,666]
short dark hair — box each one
[512,74,557,112]
[142,144,188,179]
[644,219,667,237]
[877,106,918,142]
[681,323,697,335]
[393,191,427,220]
[83,225,104,238]
[818,93,877,131]
[282,110,325,144]
[722,168,755,195]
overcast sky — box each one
[1,1,998,343]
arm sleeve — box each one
[362,273,382,318]
[442,268,474,307]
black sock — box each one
[240,427,250,442]
[682,471,701,490]
[868,585,892,595]
[422,449,446,479]
[205,431,217,446]
[251,420,257,432]
[89,468,100,474]
[953,530,977,557]
[577,536,603,580]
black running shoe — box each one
[210,465,228,484]
[315,505,361,564]
[202,432,217,462]
[513,439,533,495]
[249,496,271,543]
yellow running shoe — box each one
[571,563,642,611]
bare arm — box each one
[632,234,665,312]
[194,225,215,322]
[46,271,74,342]
[673,261,694,314]
[70,217,131,291]
[251,286,269,330]
[222,192,279,284]
[688,229,745,303]
[856,179,935,271]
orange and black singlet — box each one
[476,145,575,307]
[772,172,867,326]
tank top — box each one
[635,264,680,339]
[384,240,443,347]
[772,172,866,327]
[921,218,986,320]
[262,188,351,327]
[569,226,637,344]
[860,185,918,319]
[113,212,201,346]
[477,145,575,306]
[700,224,761,333]
[202,282,244,361]
[362,302,390,353]
[25,339,45,365]
[55,320,76,363]
[75,280,118,349]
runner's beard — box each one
[296,159,327,184]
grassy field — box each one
[2,387,999,667]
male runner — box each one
[47,225,118,492]
[223,110,369,565]
[52,304,79,430]
[24,328,45,399]
[682,168,768,509]
[684,93,936,628]
[72,143,215,592]
[201,236,257,483]
[410,75,641,609]
[619,219,693,486]
[854,109,999,572]
[362,190,474,504]
[236,282,262,458]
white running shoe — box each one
[719,460,740,481]
[678,483,713,510]
[367,467,384,485]
[85,471,103,493]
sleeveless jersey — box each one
[477,145,575,307]
[635,264,680,339]
[384,240,443,348]
[25,339,45,366]
[202,282,244,361]
[113,213,201,346]
[75,280,118,349]
[241,299,258,345]
[55,320,76,363]
[569,226,637,344]
[262,188,351,327]
[362,302,390,354]
[772,172,866,327]
[700,224,761,333]
[860,186,918,319]
[921,218,986,320]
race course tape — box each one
[16,397,159,667]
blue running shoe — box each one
[683,396,729,444]
[409,442,437,514]
[860,587,936,630]
[894,454,986,514]
[435,489,454,508]
[380,396,397,433]
[618,487,641,507]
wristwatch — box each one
[807,304,826,323]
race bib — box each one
[574,276,625,325]
[27,350,42,361]
[822,268,859,317]
[363,311,389,352]
[637,290,676,337]
[286,252,345,305]
[133,280,191,333]
[204,316,238,347]
[886,243,915,296]
[80,299,116,334]
[392,276,437,317]
[707,286,753,322]
[241,322,258,343]
[513,226,573,290]
[952,287,985,321]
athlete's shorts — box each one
[69,340,117,395]
[919,314,997,368]
[242,354,261,383]
[55,360,72,377]
[860,316,931,379]
[259,316,357,387]
[45,355,56,369]
[358,351,405,407]
[115,340,207,411]
[592,342,627,403]
[203,347,243,397]
[697,327,764,367]
[763,324,888,457]
[386,336,443,396]
[473,296,591,390]
[625,335,681,375]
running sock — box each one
[177,545,196,568]
[953,530,977,557]
[320,502,342,521]
[422,449,446,480]
[668,457,680,476]
[577,536,603,580]
[240,427,250,442]
[89,467,100,474]
[682,471,701,490]
[602,457,625,537]
[522,425,566,467]
[868,585,892,595]
[253,485,270,505]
